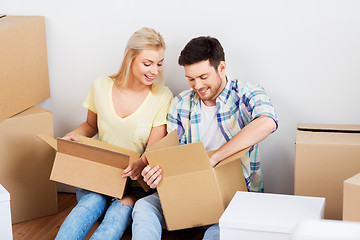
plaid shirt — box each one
[167,78,278,192]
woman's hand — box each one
[122,155,147,180]
[62,134,79,142]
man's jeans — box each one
[55,188,132,240]
[131,192,219,240]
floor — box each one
[12,193,205,240]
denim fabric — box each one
[132,192,165,240]
[131,192,219,240]
[55,189,132,240]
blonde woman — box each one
[55,27,173,240]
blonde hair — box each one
[110,27,165,89]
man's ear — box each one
[217,61,226,76]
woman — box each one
[55,27,173,240]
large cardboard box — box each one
[39,134,150,199]
[294,124,360,220]
[343,172,360,222]
[0,16,50,122]
[144,131,249,231]
[0,184,12,240]
[219,191,325,240]
[0,105,57,223]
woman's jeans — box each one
[55,188,132,240]
[131,192,219,240]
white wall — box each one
[3,0,360,194]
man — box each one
[132,36,278,240]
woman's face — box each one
[130,48,165,87]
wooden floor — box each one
[12,193,204,240]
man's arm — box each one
[209,116,277,167]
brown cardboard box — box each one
[38,135,149,199]
[294,124,360,220]
[0,105,57,223]
[145,131,249,231]
[343,172,360,221]
[0,16,50,122]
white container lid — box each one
[0,184,10,202]
[219,191,325,234]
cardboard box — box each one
[38,134,150,199]
[294,124,360,220]
[0,184,13,240]
[0,16,50,122]
[144,131,249,231]
[343,172,360,221]
[0,105,57,224]
[219,191,325,240]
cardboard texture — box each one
[0,105,58,224]
[145,131,249,231]
[343,172,360,222]
[0,16,50,122]
[219,191,325,240]
[0,184,13,240]
[294,123,360,220]
[38,134,150,199]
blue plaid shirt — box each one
[167,78,278,192]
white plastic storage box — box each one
[219,191,325,240]
[0,184,13,240]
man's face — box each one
[184,60,226,106]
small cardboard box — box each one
[0,184,12,240]
[219,191,325,240]
[343,172,360,221]
[0,105,57,224]
[39,134,149,199]
[0,16,50,122]
[144,131,249,231]
[294,124,360,220]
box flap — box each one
[57,138,129,169]
[38,134,57,151]
[145,142,210,177]
[146,130,179,152]
[297,124,360,133]
[77,135,140,161]
[213,149,249,209]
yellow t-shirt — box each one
[82,76,173,153]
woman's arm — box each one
[122,124,167,180]
[62,109,98,141]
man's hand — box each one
[122,156,147,180]
[142,165,162,189]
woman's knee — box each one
[119,194,137,207]
[78,192,108,210]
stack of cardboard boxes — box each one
[294,124,360,220]
[0,15,58,225]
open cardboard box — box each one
[145,131,249,231]
[38,135,149,199]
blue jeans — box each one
[55,188,132,240]
[131,192,219,240]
